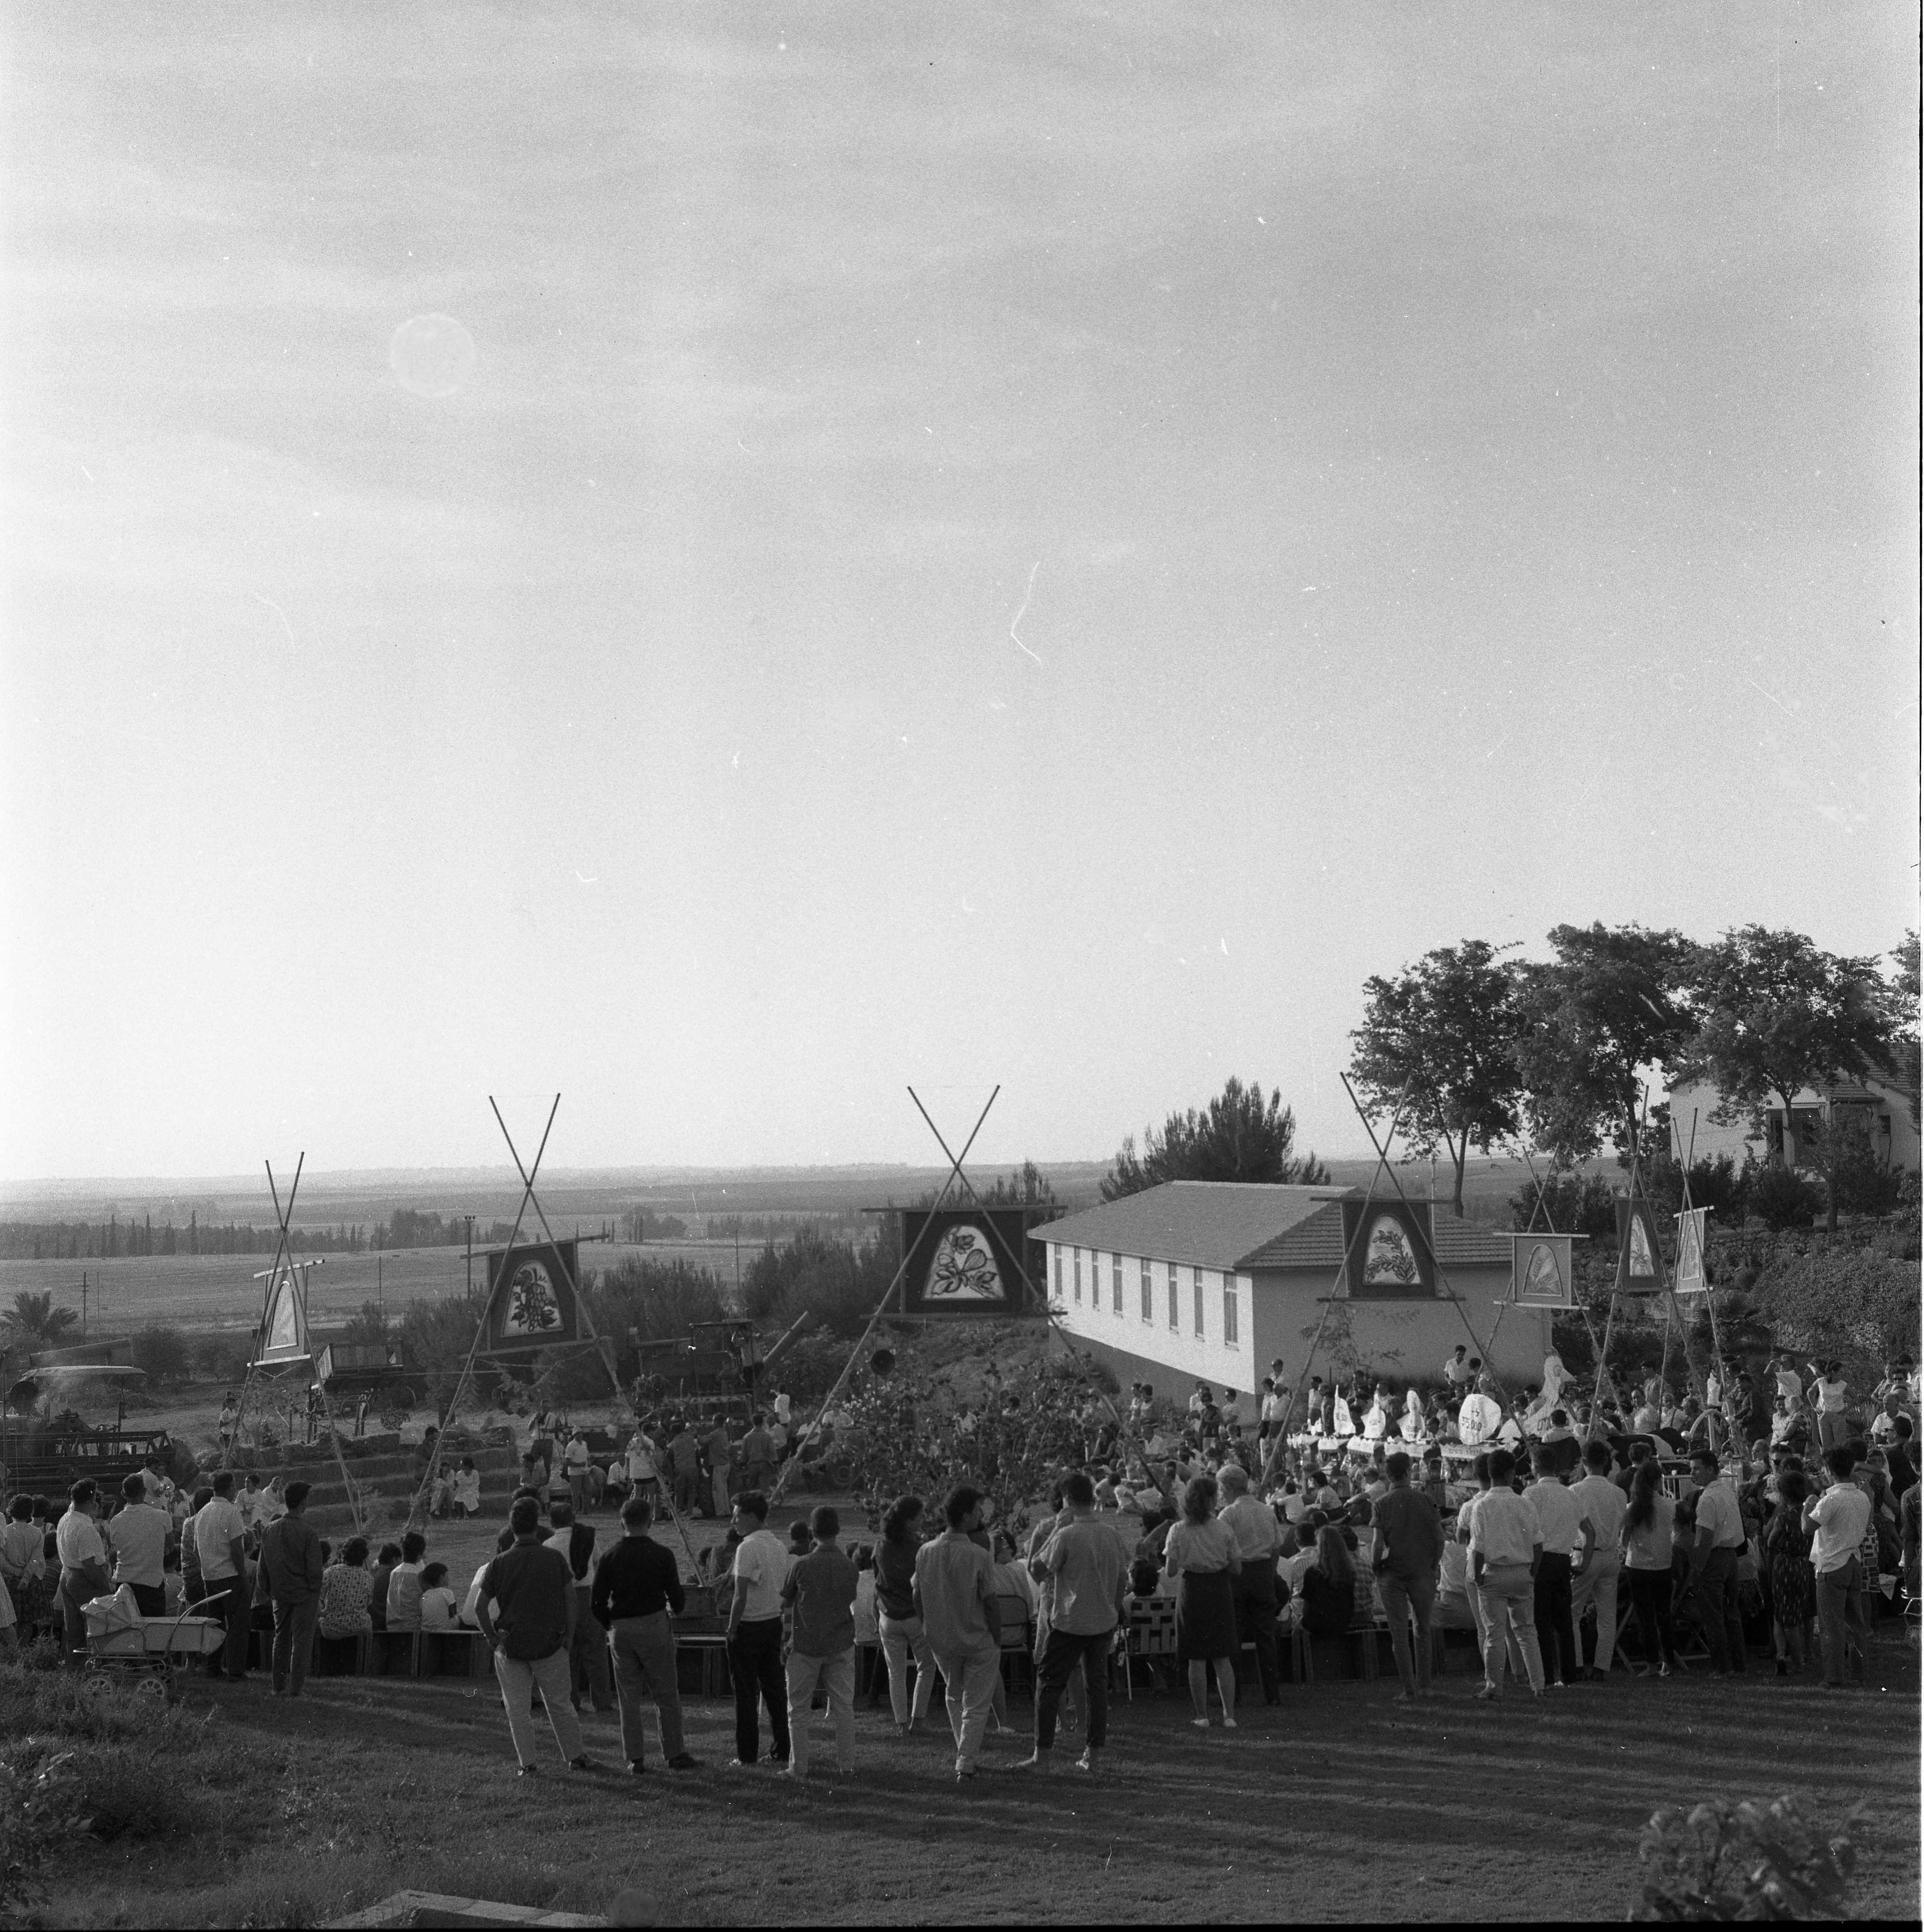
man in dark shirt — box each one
[1371,1451,1445,1698]
[592,1493,697,1774]
[475,1497,596,1776]
[254,1479,326,1697]
[667,1425,701,1516]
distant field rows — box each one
[0,1239,751,1334]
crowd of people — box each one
[1,1342,1915,1789]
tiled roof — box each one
[1035,1182,1356,1272]
[1037,1180,1516,1276]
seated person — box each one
[318,1538,376,1640]
[418,1561,462,1631]
[386,1531,428,1632]
[451,1459,483,1519]
[367,1541,403,1633]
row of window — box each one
[1053,1245,1239,1346]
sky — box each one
[1,3,1916,1182]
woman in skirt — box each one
[1164,1473,1242,1728]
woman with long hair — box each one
[1299,1519,1358,1640]
[1163,1474,1241,1728]
[1620,1462,1680,1677]
[876,1495,936,1733]
[1764,1470,1814,1675]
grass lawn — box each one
[7,1623,1915,1927]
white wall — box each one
[1047,1239,1254,1400]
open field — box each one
[0,1241,757,1339]
[6,1619,1915,1927]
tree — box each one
[1348,939,1524,1216]
[3,1291,80,1349]
[130,1325,190,1385]
[1101,1077,1328,1201]
[1512,924,1700,1166]
[1676,926,1900,1230]
[1891,931,1919,1129]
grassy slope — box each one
[15,1631,1917,1927]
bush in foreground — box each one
[1629,1796,1861,1921]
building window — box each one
[1223,1275,1239,1346]
[1091,1250,1103,1313]
[1052,1247,1061,1301]
[1073,1248,1083,1303]
[1167,1263,1179,1330]
[1193,1266,1205,1337]
[1139,1257,1152,1323]
[1112,1252,1123,1315]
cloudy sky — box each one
[1,4,1914,1181]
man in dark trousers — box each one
[254,1478,326,1696]
[1017,1471,1128,1774]
[591,1493,698,1774]
[475,1496,599,1776]
[1217,1461,1284,1704]
[1372,1450,1446,1698]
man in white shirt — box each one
[1809,1362,1849,1453]
[1218,1464,1283,1706]
[1259,1379,1288,1443]
[1458,1379,1502,1448]
[55,1480,112,1662]
[1467,1448,1545,1699]
[1443,1347,1473,1391]
[724,1490,793,1767]
[1687,1449,1749,1677]
[107,1473,172,1617]
[1804,1446,1871,1688]
[1568,1440,1628,1680]
[194,1470,252,1680]
[565,1430,593,1513]
[1526,1447,1590,1689]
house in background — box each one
[1666,1073,1921,1177]
[1040,1180,1549,1425]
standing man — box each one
[1258,1377,1288,1446]
[742,1412,779,1492]
[1805,1446,1871,1688]
[591,1492,697,1774]
[1218,1463,1284,1706]
[194,1471,252,1681]
[1526,1444,1588,1689]
[1810,1361,1850,1454]
[913,1484,1004,1782]
[55,1480,111,1665]
[1018,1471,1128,1773]
[1468,1448,1545,1700]
[1687,1447,1748,1676]
[703,1415,735,1519]
[1444,1346,1473,1393]
[1372,1451,1445,1699]
[667,1420,701,1518]
[781,1505,861,1779]
[255,1479,326,1697]
[564,1430,592,1515]
[473,1496,597,1775]
[724,1490,792,1768]
[624,1424,660,1507]
[1568,1439,1627,1680]
[107,1473,170,1617]
[216,1391,239,1454]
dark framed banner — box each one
[1510,1233,1576,1309]
[898,1209,1040,1318]
[1614,1197,1664,1295]
[1341,1198,1439,1300]
[1673,1207,1709,1295]
[483,1240,583,1352]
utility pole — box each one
[378,1255,384,1332]
[81,1272,88,1339]
[465,1216,474,1301]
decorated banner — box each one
[1673,1207,1709,1294]
[483,1240,583,1352]
[1341,1197,1438,1300]
[1510,1233,1575,1309]
[1614,1197,1664,1295]
[255,1265,311,1365]
[899,1209,1039,1317]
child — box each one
[452,1458,482,1519]
[780,1505,859,1778]
[368,1541,403,1633]
[787,1519,814,1561]
[418,1561,461,1630]
[386,1531,428,1632]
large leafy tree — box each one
[1348,939,1524,1216]
[1891,931,1919,1129]
[4,1290,80,1348]
[1512,923,1701,1166]
[1675,925,1900,1228]
[1101,1076,1328,1201]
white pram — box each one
[82,1585,227,1675]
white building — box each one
[1667,1073,1920,1176]
[1038,1181,1549,1425]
